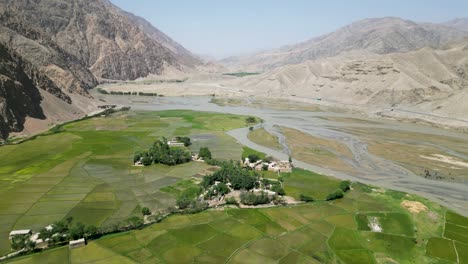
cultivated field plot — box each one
[8,181,468,264]
[0,110,248,255]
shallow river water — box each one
[101,95,468,216]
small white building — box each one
[9,230,32,240]
[168,141,185,147]
[69,238,86,249]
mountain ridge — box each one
[0,0,203,139]
[220,17,468,72]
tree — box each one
[142,207,151,216]
[230,174,256,190]
[214,183,230,196]
[288,156,292,163]
[53,220,68,233]
[248,154,260,163]
[199,147,212,160]
[141,155,153,166]
[339,180,351,192]
[70,222,85,240]
[246,116,256,123]
[326,190,344,201]
[176,136,192,147]
[84,225,98,238]
[176,194,192,209]
[249,126,254,131]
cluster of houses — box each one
[8,226,86,251]
[242,158,292,173]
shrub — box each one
[248,154,260,163]
[214,183,230,196]
[126,216,144,228]
[199,147,212,160]
[225,197,238,205]
[271,184,285,195]
[176,194,192,209]
[326,189,344,201]
[339,180,351,192]
[240,191,271,205]
[142,207,151,216]
[141,155,153,166]
[299,194,314,202]
[246,116,256,123]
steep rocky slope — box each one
[0,0,203,139]
[231,40,468,118]
[222,17,468,72]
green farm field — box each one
[0,110,250,255]
[7,181,468,264]
[1,110,467,264]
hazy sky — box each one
[111,0,468,58]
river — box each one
[99,94,468,216]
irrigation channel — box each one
[100,94,468,216]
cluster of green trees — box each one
[201,162,258,191]
[134,137,192,166]
[326,180,351,201]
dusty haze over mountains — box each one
[220,17,468,71]
[0,0,468,139]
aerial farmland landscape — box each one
[1,0,468,263]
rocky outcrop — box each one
[0,44,46,139]
[0,0,203,139]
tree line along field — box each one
[0,110,251,255]
[1,109,467,263]
[7,181,468,264]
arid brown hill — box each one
[0,0,202,139]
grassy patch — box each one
[247,128,282,150]
[426,237,457,262]
[282,169,341,200]
[241,146,266,160]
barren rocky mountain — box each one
[0,0,203,139]
[443,18,468,32]
[230,39,468,119]
[221,17,468,72]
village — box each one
[5,137,294,258]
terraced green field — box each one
[7,180,468,264]
[1,110,467,263]
[0,110,250,255]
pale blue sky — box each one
[111,0,468,58]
